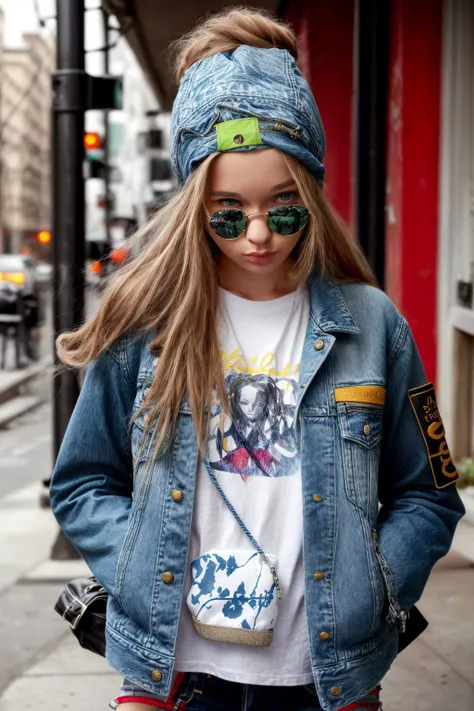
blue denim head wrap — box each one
[170,46,326,184]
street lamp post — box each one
[102,8,112,262]
[49,0,86,559]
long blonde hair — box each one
[57,8,376,457]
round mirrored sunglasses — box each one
[207,205,310,240]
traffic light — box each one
[84,132,106,179]
[87,76,123,110]
[110,247,128,265]
[37,230,52,244]
[84,132,102,150]
[88,161,107,179]
[90,260,103,275]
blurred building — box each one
[84,10,172,258]
[0,9,54,254]
[107,38,173,235]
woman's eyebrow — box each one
[271,179,297,191]
[209,180,297,199]
[209,190,240,198]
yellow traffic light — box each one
[38,230,52,244]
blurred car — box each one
[0,254,37,296]
[0,254,43,361]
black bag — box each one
[54,575,428,659]
[54,577,107,657]
[397,605,428,653]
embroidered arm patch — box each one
[408,383,458,489]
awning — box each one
[102,1,280,110]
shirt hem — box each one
[174,661,314,687]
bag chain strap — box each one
[203,459,283,603]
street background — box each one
[0,0,473,709]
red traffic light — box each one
[84,132,102,150]
[90,260,103,274]
[110,247,128,264]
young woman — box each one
[49,8,464,711]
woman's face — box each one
[205,149,306,280]
[238,385,266,423]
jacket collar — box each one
[307,272,360,334]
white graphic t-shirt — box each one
[174,284,313,686]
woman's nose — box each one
[245,214,272,245]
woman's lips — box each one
[245,252,276,264]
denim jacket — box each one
[50,276,464,711]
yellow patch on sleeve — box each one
[408,382,458,489]
[334,385,386,406]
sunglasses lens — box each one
[209,209,247,239]
[268,206,309,236]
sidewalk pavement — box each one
[1,483,474,710]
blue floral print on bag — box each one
[187,549,279,647]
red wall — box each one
[286,0,441,382]
[385,0,442,383]
[284,0,355,226]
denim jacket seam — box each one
[109,347,135,391]
[283,53,299,109]
[387,316,409,370]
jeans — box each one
[110,673,382,711]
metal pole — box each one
[102,8,112,262]
[353,0,391,289]
[48,0,85,558]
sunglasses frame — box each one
[206,205,311,240]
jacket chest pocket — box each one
[337,405,383,519]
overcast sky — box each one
[0,0,103,70]
[0,0,55,46]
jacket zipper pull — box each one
[372,531,407,631]
[397,609,408,634]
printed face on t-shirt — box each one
[238,385,266,424]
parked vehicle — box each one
[0,254,43,365]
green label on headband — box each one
[215,118,264,152]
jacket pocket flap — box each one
[338,407,383,448]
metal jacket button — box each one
[162,572,174,584]
[319,631,330,641]
[171,489,184,502]
[151,670,162,682]
[313,494,323,502]
[363,422,371,436]
[331,686,342,696]
[314,340,325,351]
[314,571,325,580]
